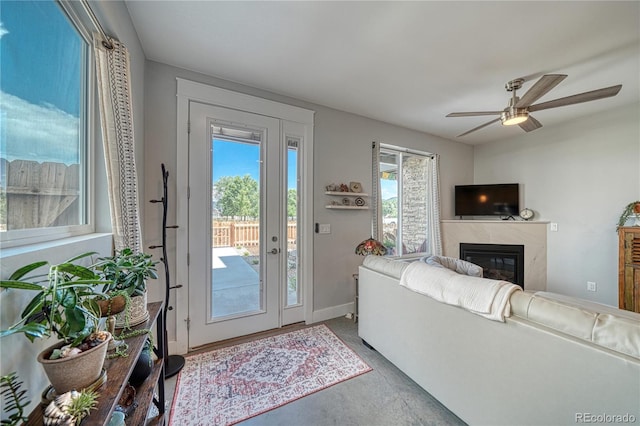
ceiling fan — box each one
[446,74,622,137]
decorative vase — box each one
[129,350,153,387]
[115,290,149,328]
[37,332,111,394]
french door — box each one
[188,101,304,348]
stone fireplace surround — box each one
[441,220,548,291]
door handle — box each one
[270,248,280,254]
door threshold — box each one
[188,322,307,354]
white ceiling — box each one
[124,1,640,145]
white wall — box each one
[473,104,640,305]
[142,60,474,339]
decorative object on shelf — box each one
[519,208,534,221]
[149,163,186,378]
[355,237,387,256]
[349,181,363,193]
[43,389,98,426]
[325,183,338,191]
[129,336,153,386]
[115,384,136,417]
[325,184,369,209]
[617,201,640,230]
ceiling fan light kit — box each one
[447,74,622,137]
[501,108,529,126]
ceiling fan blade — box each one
[457,118,501,137]
[446,111,502,117]
[518,115,542,132]
[528,84,622,112]
[515,74,567,108]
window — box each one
[0,0,93,246]
[379,145,434,257]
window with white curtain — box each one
[0,0,94,247]
[378,144,438,257]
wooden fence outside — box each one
[1,159,81,231]
[213,220,297,247]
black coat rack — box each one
[149,163,185,378]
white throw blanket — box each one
[399,261,521,321]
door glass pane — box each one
[211,134,262,319]
[286,138,299,306]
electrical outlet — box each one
[550,223,558,232]
[318,224,331,234]
[587,281,597,292]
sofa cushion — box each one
[527,294,598,340]
[510,291,640,358]
[362,256,409,279]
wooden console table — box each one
[27,301,166,425]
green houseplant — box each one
[93,248,158,328]
[0,372,30,426]
[617,201,640,230]
[0,253,112,394]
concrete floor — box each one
[165,317,465,426]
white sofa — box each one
[358,256,640,426]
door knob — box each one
[270,248,280,254]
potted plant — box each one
[0,253,112,394]
[0,372,30,425]
[93,248,158,328]
[43,389,98,426]
[617,201,640,230]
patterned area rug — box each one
[169,325,372,425]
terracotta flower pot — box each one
[37,332,110,394]
[96,295,127,317]
[634,203,640,214]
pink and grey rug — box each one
[168,325,372,425]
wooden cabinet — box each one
[27,302,166,425]
[619,227,640,313]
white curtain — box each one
[94,35,142,252]
[427,154,443,255]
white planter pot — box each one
[115,290,149,328]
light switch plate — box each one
[319,224,331,234]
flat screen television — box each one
[455,183,519,217]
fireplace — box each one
[460,243,525,289]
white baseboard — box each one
[168,340,181,356]
[311,302,354,323]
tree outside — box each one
[214,175,259,220]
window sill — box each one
[0,233,113,278]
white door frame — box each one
[174,78,314,354]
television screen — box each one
[455,183,519,217]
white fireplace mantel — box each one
[441,220,548,291]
